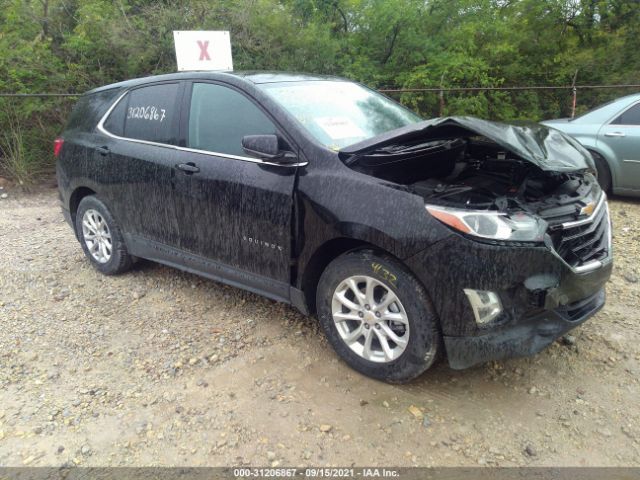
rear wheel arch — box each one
[75,195,133,275]
[69,187,97,231]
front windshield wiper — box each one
[344,138,462,166]
[377,139,449,154]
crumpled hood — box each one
[339,116,594,172]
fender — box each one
[294,173,447,264]
[573,134,619,189]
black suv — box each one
[56,72,612,383]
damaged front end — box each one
[340,116,613,368]
[340,116,610,273]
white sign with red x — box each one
[173,31,233,71]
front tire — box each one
[316,249,440,383]
[75,196,133,275]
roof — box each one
[87,71,346,94]
[614,92,640,103]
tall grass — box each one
[0,99,71,185]
[1,111,32,185]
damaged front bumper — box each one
[444,288,605,369]
[406,222,612,369]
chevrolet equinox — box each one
[56,72,613,383]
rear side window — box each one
[612,103,640,125]
[188,83,276,156]
[103,83,180,144]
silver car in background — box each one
[543,93,640,197]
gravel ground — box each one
[0,185,639,467]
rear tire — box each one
[75,196,133,275]
[316,249,440,383]
[590,151,612,193]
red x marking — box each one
[197,40,211,61]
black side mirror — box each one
[242,134,297,164]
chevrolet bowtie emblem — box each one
[580,202,596,216]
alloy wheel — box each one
[82,209,113,264]
[331,275,410,363]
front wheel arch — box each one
[588,149,613,193]
[299,238,379,315]
[300,238,423,316]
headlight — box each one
[426,205,547,242]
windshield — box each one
[259,80,422,149]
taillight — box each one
[53,137,64,158]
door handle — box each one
[176,162,200,174]
[95,146,110,156]
[604,131,626,137]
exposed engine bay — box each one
[344,136,600,222]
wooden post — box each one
[571,69,579,118]
[439,72,446,117]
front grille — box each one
[548,197,610,270]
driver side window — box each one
[188,83,277,156]
[612,103,640,126]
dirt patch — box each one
[0,187,639,467]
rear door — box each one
[172,81,299,298]
[98,82,184,247]
[597,102,640,190]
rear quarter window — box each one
[103,83,180,144]
[103,95,127,136]
[65,88,122,134]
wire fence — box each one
[5,84,640,96]
[1,83,640,118]
[378,84,640,118]
[379,84,640,92]
[0,93,80,97]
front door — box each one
[173,82,298,299]
[597,101,640,191]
